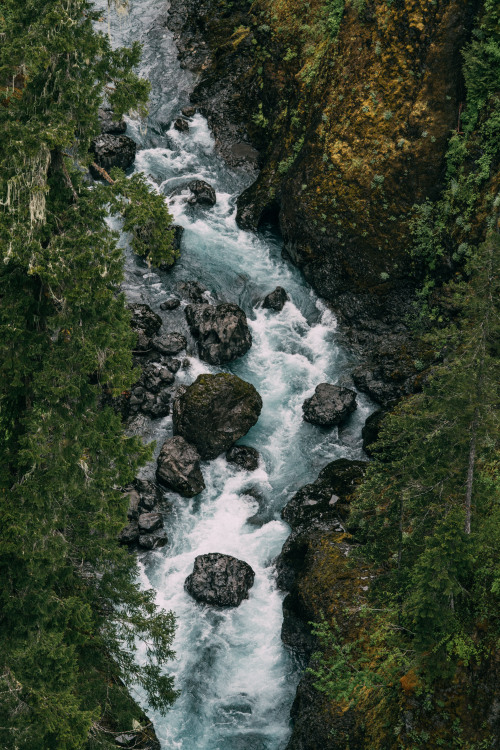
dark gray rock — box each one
[152,332,187,355]
[98,107,126,135]
[262,286,289,311]
[174,117,189,132]
[281,458,367,531]
[138,513,163,533]
[362,410,385,456]
[178,280,209,303]
[302,383,357,427]
[185,302,252,364]
[165,358,181,373]
[185,553,255,607]
[134,478,163,512]
[187,179,216,207]
[160,297,181,311]
[138,530,168,550]
[182,105,196,117]
[90,134,136,174]
[226,445,259,471]
[128,304,162,338]
[156,436,205,497]
[119,522,139,545]
[173,373,262,459]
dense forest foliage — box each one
[0,1,177,747]
[310,1,500,746]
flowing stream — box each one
[97,2,373,748]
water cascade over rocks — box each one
[97,2,374,748]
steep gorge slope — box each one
[168,0,479,403]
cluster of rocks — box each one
[124,303,187,421]
[119,479,168,551]
[275,458,367,654]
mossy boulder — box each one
[281,458,367,531]
[173,373,263,459]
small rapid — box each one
[97,2,373,748]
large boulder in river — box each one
[281,458,367,531]
[302,383,357,427]
[90,134,137,174]
[185,553,255,607]
[187,179,216,207]
[262,286,289,312]
[156,436,205,497]
[173,373,262,459]
[185,303,252,364]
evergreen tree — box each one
[0,2,177,747]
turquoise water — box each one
[97,2,372,748]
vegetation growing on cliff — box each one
[0,1,177,747]
[309,3,500,746]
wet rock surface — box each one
[174,117,189,132]
[129,303,162,339]
[90,134,137,174]
[187,179,216,207]
[98,107,126,135]
[262,286,289,312]
[281,458,367,532]
[119,480,168,551]
[156,436,205,497]
[152,332,187,356]
[302,383,357,427]
[185,302,252,364]
[173,373,263,459]
[226,445,259,471]
[185,553,255,607]
[160,297,181,311]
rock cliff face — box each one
[167,0,479,404]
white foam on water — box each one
[96,1,376,747]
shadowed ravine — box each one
[97,2,373,748]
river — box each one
[97,2,372,748]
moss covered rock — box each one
[172,373,263,459]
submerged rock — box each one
[185,553,255,607]
[178,280,210,303]
[160,297,181,311]
[187,179,216,207]
[226,445,259,471]
[174,117,189,132]
[262,286,289,312]
[90,134,136,174]
[185,302,252,364]
[156,436,205,497]
[173,373,262,459]
[302,383,357,427]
